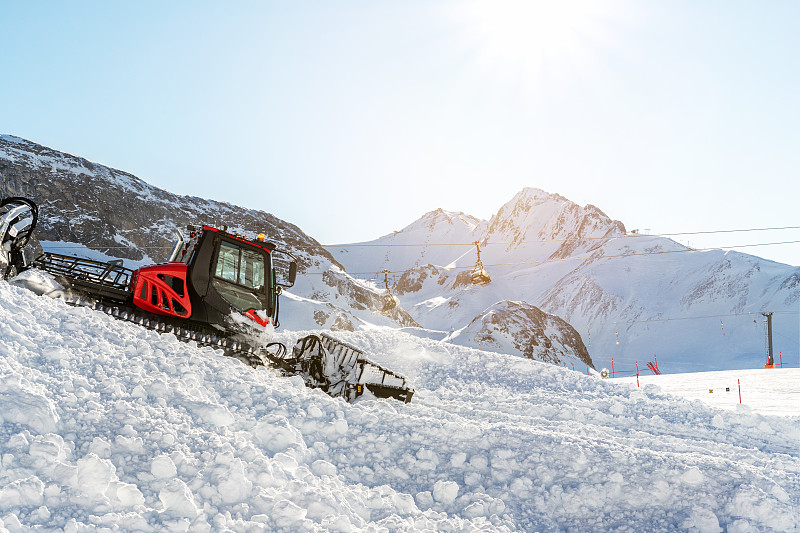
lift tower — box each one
[761,312,774,368]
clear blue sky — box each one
[2,1,798,265]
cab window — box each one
[215,241,265,291]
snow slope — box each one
[1,280,798,532]
[615,368,800,417]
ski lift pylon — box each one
[470,241,491,285]
[381,269,399,312]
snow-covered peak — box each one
[325,207,488,277]
[485,187,626,259]
[506,186,554,204]
[394,208,484,240]
[328,184,797,372]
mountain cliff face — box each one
[330,188,799,373]
[0,135,418,331]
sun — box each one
[452,0,615,83]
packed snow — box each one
[615,368,800,418]
[0,280,798,532]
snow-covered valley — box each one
[1,280,798,532]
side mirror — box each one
[273,249,298,289]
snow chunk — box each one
[210,452,252,504]
[609,401,625,416]
[415,490,434,510]
[680,466,705,486]
[151,455,178,479]
[76,453,115,498]
[29,434,68,463]
[183,400,234,427]
[0,477,44,509]
[311,459,337,477]
[432,480,459,505]
[253,416,305,453]
[681,506,722,533]
[108,481,145,507]
[271,499,307,527]
[450,452,467,468]
[0,380,59,434]
[159,479,198,519]
[88,437,111,459]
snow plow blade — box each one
[277,334,414,403]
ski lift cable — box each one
[48,236,776,282]
[577,310,799,329]
[476,239,800,269]
[325,239,800,276]
[654,225,800,238]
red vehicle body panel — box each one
[131,263,192,318]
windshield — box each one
[215,241,265,290]
[212,239,274,315]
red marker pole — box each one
[779,351,783,369]
[635,361,640,387]
[611,358,614,379]
[738,378,742,404]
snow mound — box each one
[0,280,798,531]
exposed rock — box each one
[454,300,593,369]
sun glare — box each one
[455,0,614,82]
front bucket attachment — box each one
[276,333,414,403]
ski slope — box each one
[0,280,798,532]
[615,368,800,418]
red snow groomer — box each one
[0,197,413,403]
